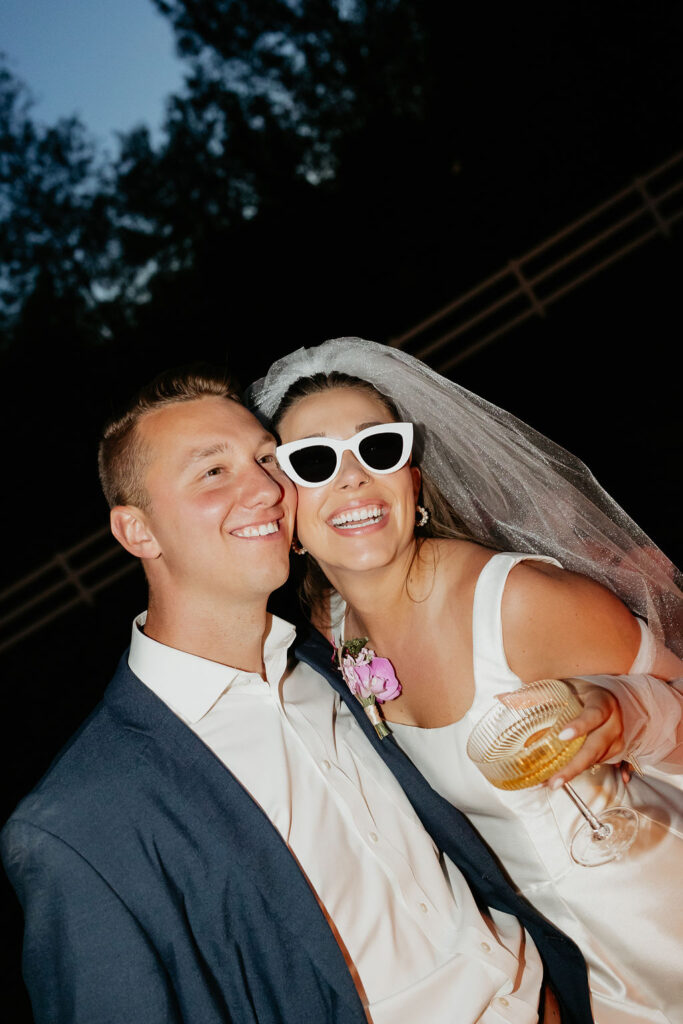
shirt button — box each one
[497,996,510,1007]
[418,902,428,914]
[480,941,491,953]
[321,760,331,771]
[369,831,379,843]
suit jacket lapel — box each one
[103,657,365,1018]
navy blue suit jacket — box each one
[2,634,594,1023]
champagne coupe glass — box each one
[467,679,639,867]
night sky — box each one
[1,0,182,141]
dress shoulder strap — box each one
[629,616,657,673]
[472,552,561,687]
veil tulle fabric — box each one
[248,337,683,657]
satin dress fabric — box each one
[333,553,683,1024]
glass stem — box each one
[562,782,611,837]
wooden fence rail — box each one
[390,151,683,372]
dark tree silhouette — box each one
[3,3,682,359]
[110,0,683,356]
[0,60,121,350]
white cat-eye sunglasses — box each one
[275,422,414,488]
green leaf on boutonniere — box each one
[342,636,369,659]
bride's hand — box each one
[547,683,625,789]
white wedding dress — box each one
[331,553,683,1024]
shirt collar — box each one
[128,611,297,724]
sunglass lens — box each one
[289,445,338,483]
[358,431,404,471]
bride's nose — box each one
[336,450,370,488]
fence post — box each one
[54,552,94,607]
[633,176,671,238]
[508,258,545,317]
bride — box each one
[250,337,683,1024]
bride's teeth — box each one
[331,506,384,528]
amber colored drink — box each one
[489,721,586,790]
[467,678,586,791]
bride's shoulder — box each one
[501,560,641,677]
[505,558,604,603]
[501,559,623,624]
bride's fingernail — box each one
[558,728,575,740]
[549,777,564,790]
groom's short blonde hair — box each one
[98,365,241,509]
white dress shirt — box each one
[128,612,544,1023]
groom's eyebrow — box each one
[183,431,276,466]
[185,442,230,464]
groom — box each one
[2,365,590,1023]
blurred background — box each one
[1,2,681,1017]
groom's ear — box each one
[110,506,161,561]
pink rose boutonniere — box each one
[336,637,402,739]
